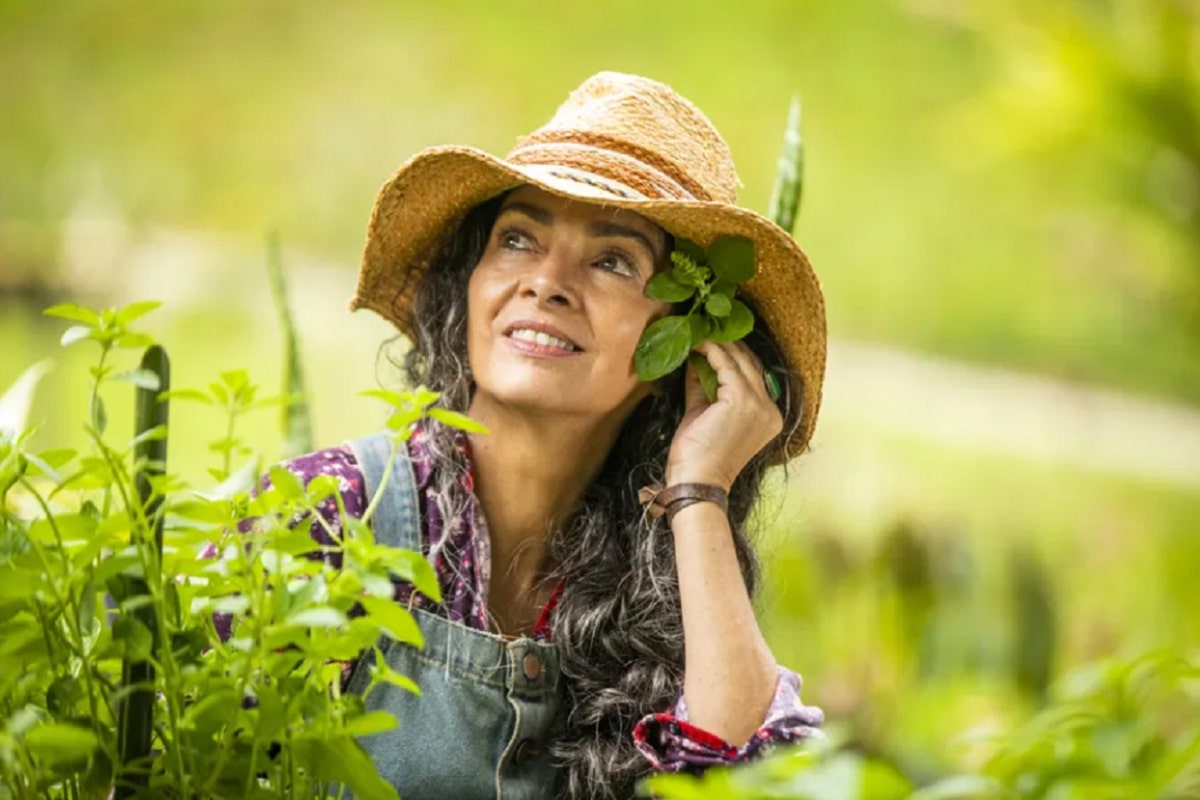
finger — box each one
[721,340,768,391]
[694,341,753,398]
[681,354,709,409]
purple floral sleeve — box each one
[632,665,824,770]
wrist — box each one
[639,482,729,523]
[665,465,732,493]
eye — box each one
[594,250,639,278]
[497,227,535,251]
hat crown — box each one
[507,72,739,204]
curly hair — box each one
[387,195,805,799]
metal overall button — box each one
[515,739,543,764]
[522,652,542,682]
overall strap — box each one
[346,431,421,553]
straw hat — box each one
[352,72,826,460]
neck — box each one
[465,397,627,591]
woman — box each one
[277,72,826,799]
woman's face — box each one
[466,186,671,423]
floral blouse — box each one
[225,422,823,771]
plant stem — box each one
[359,439,403,526]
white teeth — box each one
[509,328,577,351]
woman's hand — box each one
[665,341,783,491]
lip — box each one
[501,319,585,355]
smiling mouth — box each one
[506,328,581,352]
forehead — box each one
[499,185,665,242]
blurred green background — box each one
[3,0,1198,785]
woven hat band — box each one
[507,141,702,203]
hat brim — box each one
[353,145,826,461]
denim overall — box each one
[344,433,565,800]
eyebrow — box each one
[499,201,664,263]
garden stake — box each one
[115,345,170,799]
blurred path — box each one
[50,224,1200,491]
[821,341,1200,489]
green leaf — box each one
[708,236,757,284]
[113,614,153,661]
[705,293,732,318]
[360,389,413,409]
[44,304,100,326]
[674,237,706,266]
[371,647,422,695]
[293,736,400,800]
[359,595,423,647]
[645,271,695,303]
[114,332,154,349]
[130,424,168,450]
[115,300,162,326]
[158,388,212,405]
[23,722,100,765]
[286,606,349,629]
[342,710,399,738]
[634,316,692,382]
[689,353,719,403]
[254,683,287,741]
[687,315,710,349]
[708,300,754,343]
[91,394,107,436]
[268,465,305,500]
[113,368,161,391]
[377,548,442,602]
[60,325,94,347]
[428,408,490,434]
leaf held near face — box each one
[689,353,720,403]
[708,299,755,343]
[708,236,757,285]
[635,316,693,381]
[646,271,695,303]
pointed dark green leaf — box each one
[705,293,732,318]
[708,300,755,343]
[674,237,706,265]
[687,314,710,348]
[708,236,756,284]
[645,271,695,303]
[634,316,692,381]
[689,353,719,403]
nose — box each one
[519,250,577,308]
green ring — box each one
[764,370,783,402]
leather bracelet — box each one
[637,482,729,523]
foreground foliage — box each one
[642,650,1200,799]
[0,302,465,799]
